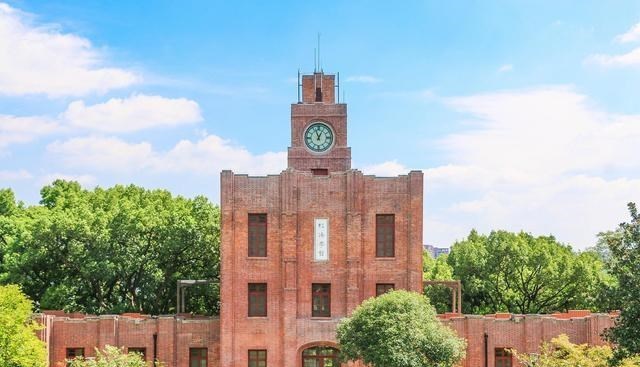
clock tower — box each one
[288,72,351,172]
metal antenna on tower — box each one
[314,48,317,72]
[317,33,321,72]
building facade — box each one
[219,71,423,367]
[37,70,616,367]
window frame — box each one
[376,214,395,257]
[189,348,208,367]
[66,348,84,359]
[248,213,267,257]
[495,347,513,367]
[248,283,268,317]
[375,283,395,296]
[248,349,267,367]
[311,283,331,317]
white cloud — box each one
[498,64,513,73]
[362,160,409,176]
[0,115,59,149]
[62,94,203,133]
[47,134,287,176]
[0,2,139,97]
[39,173,96,186]
[416,86,640,249]
[47,136,155,172]
[615,22,640,43]
[346,75,382,83]
[586,47,640,67]
[0,169,32,180]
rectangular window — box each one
[376,283,395,296]
[128,348,146,360]
[311,168,328,176]
[312,283,331,317]
[248,350,267,367]
[248,283,267,317]
[495,348,512,367]
[248,214,267,257]
[66,348,84,366]
[190,348,207,367]
[376,214,395,257]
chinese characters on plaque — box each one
[314,218,329,261]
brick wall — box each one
[40,312,219,367]
[219,169,424,367]
[441,311,616,367]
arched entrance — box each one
[301,345,340,367]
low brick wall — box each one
[38,310,615,367]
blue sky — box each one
[1,1,639,249]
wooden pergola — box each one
[423,280,462,314]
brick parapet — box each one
[38,313,220,367]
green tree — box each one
[1,180,220,315]
[603,203,640,364]
[516,334,640,367]
[337,290,466,367]
[423,252,455,314]
[67,345,149,367]
[447,229,611,314]
[0,284,47,367]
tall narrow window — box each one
[376,214,395,257]
[248,214,267,257]
[312,283,331,317]
[376,283,395,296]
[189,348,207,367]
[248,283,267,317]
[315,87,323,102]
[495,348,512,367]
[248,350,267,367]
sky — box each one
[1,1,639,250]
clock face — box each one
[304,122,334,152]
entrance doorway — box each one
[302,346,340,367]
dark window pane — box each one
[248,283,267,317]
[376,214,395,257]
[66,348,84,359]
[312,284,331,317]
[190,348,207,367]
[248,349,267,367]
[376,283,394,296]
[248,214,267,257]
[495,348,512,367]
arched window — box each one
[302,346,340,367]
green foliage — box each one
[0,284,47,367]
[447,229,612,314]
[516,334,640,367]
[603,203,640,364]
[67,345,150,367]
[337,290,466,367]
[422,252,454,314]
[0,180,220,315]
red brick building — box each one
[37,70,616,367]
[219,71,423,367]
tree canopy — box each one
[422,252,455,314]
[0,284,47,367]
[337,290,466,367]
[516,334,640,367]
[447,230,612,314]
[67,345,149,367]
[0,180,220,315]
[603,202,640,364]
